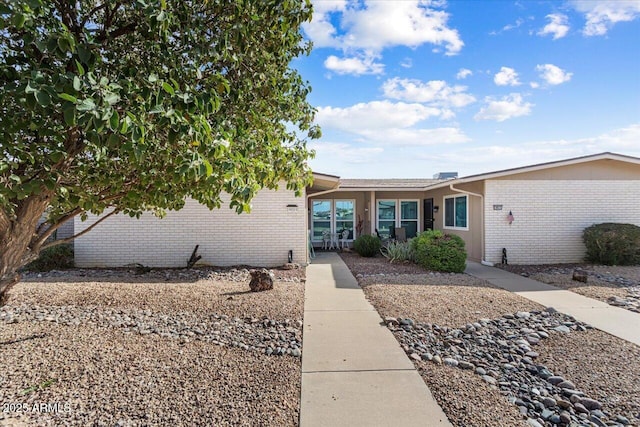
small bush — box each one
[411,230,467,273]
[381,240,415,263]
[353,234,382,257]
[25,244,74,272]
[582,223,640,266]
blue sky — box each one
[293,0,640,178]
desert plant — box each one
[381,240,415,263]
[582,223,640,265]
[353,234,382,257]
[411,230,466,273]
[24,244,74,272]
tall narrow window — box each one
[444,195,468,230]
[400,201,418,238]
[335,200,355,239]
[377,200,396,239]
[312,200,331,241]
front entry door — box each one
[423,198,434,230]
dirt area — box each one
[0,268,304,426]
[340,252,640,427]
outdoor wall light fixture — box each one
[507,210,514,224]
[433,206,439,213]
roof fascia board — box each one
[422,152,640,190]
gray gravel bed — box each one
[0,322,300,426]
[387,309,637,426]
[501,264,640,313]
[22,265,305,283]
[1,304,302,358]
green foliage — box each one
[353,234,382,258]
[411,230,467,273]
[582,223,640,266]
[0,0,318,224]
[25,244,74,272]
[381,240,414,263]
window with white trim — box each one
[377,199,419,239]
[311,199,356,241]
[335,200,355,239]
[400,200,418,238]
[444,195,468,230]
[311,200,331,241]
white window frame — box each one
[311,199,356,242]
[334,199,356,241]
[443,194,469,231]
[311,200,332,242]
[399,200,420,238]
[376,199,420,238]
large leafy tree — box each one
[0,0,319,303]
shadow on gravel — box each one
[20,265,304,285]
[222,290,253,297]
[1,333,49,346]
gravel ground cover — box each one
[1,266,304,426]
[340,253,640,427]
[498,264,640,313]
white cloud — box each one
[315,100,470,147]
[536,64,573,85]
[503,17,525,32]
[358,127,470,146]
[303,0,464,55]
[456,68,472,79]
[316,101,442,131]
[530,81,540,89]
[494,67,521,86]
[570,0,640,36]
[436,123,640,175]
[324,53,385,75]
[538,13,570,39]
[400,57,413,68]
[474,93,533,122]
[309,141,384,164]
[302,1,348,47]
[381,77,476,108]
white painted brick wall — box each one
[74,185,307,268]
[485,180,640,264]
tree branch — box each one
[42,209,118,250]
[95,22,137,44]
[34,207,83,247]
[81,3,108,29]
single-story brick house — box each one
[75,152,640,267]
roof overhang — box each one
[308,172,340,194]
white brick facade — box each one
[74,186,307,268]
[484,180,640,264]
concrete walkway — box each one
[466,262,640,346]
[300,252,452,427]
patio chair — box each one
[339,229,350,249]
[322,230,331,250]
[394,227,407,242]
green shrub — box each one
[25,244,74,272]
[381,240,415,263]
[582,223,640,266]
[411,230,467,273]
[353,234,382,257]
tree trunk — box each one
[0,193,52,305]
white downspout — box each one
[448,184,491,266]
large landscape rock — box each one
[249,269,274,292]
